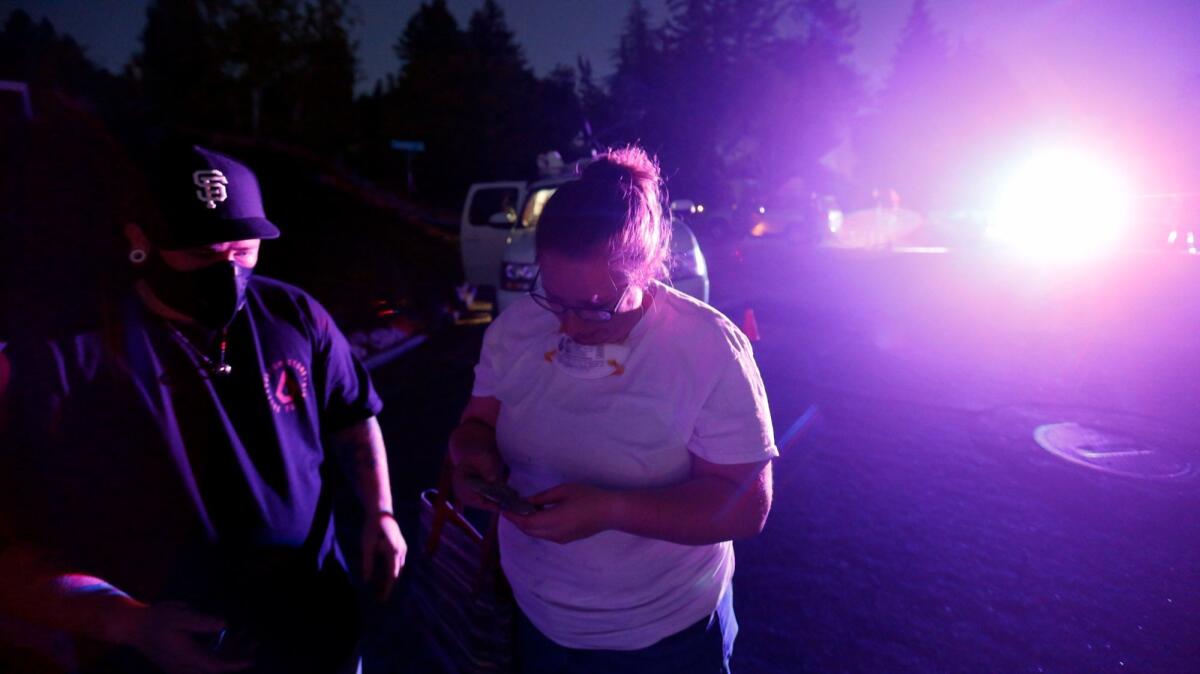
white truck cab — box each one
[460,154,710,314]
[459,180,526,291]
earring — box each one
[129,249,147,264]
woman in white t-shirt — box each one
[449,146,777,673]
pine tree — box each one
[646,0,859,200]
[0,9,112,93]
[296,0,358,148]
[394,0,463,76]
[137,0,231,130]
[765,0,864,191]
[387,0,472,202]
[462,0,542,180]
[576,55,609,152]
[467,0,526,70]
[881,0,948,108]
[615,0,657,78]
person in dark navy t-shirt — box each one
[2,144,406,674]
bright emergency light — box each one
[987,148,1132,257]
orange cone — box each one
[742,308,760,342]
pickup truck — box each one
[460,158,710,313]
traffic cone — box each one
[742,308,760,342]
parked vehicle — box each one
[461,154,710,314]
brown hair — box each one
[535,145,671,286]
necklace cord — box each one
[166,322,232,377]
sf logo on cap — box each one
[193,170,229,209]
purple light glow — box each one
[987,148,1132,259]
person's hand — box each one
[450,447,506,512]
[123,601,251,674]
[362,511,407,602]
[503,483,618,544]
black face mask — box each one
[142,255,252,329]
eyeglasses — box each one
[528,271,632,323]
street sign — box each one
[389,140,426,194]
[390,140,426,153]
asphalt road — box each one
[366,239,1200,673]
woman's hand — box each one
[450,446,506,512]
[449,397,507,512]
[503,483,620,544]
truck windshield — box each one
[521,187,559,228]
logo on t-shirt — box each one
[547,335,629,378]
[263,358,310,413]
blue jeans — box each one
[515,587,738,674]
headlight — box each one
[828,209,844,233]
[501,262,538,291]
[988,147,1132,258]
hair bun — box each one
[537,144,671,286]
[581,159,634,184]
[581,146,661,192]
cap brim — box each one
[158,217,281,249]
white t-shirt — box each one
[472,281,778,650]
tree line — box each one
[7,0,1168,212]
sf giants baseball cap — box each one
[147,144,281,249]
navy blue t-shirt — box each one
[3,276,381,669]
